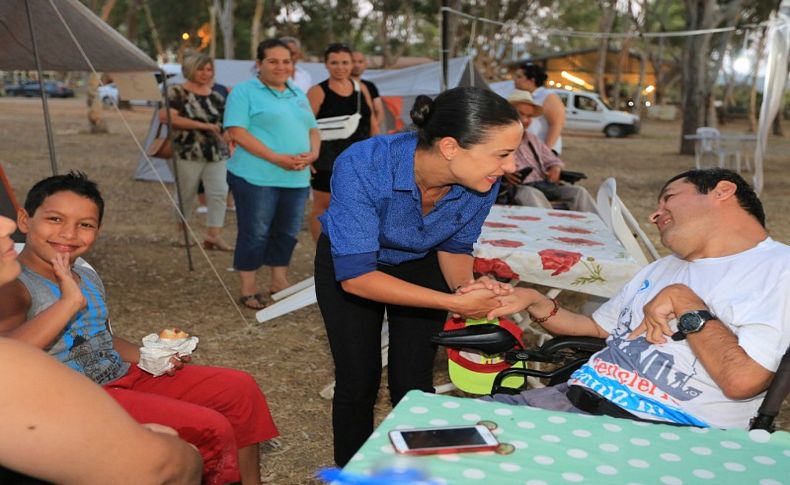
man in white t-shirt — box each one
[485,168,789,429]
[281,36,312,93]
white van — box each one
[548,89,640,138]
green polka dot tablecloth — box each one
[343,390,790,484]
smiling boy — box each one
[0,172,278,485]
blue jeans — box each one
[227,171,309,271]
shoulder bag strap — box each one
[352,79,361,115]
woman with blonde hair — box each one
[161,52,232,250]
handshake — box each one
[450,276,520,321]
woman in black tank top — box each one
[307,43,379,241]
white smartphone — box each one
[388,425,500,455]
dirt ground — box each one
[0,97,787,484]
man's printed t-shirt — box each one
[570,238,790,429]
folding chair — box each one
[596,177,660,266]
[694,127,744,171]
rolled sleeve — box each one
[223,85,251,129]
[333,252,379,281]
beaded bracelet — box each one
[530,298,559,324]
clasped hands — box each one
[450,276,518,320]
[274,151,318,171]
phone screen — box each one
[400,427,488,449]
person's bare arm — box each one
[632,284,775,399]
[113,336,141,364]
[0,338,202,485]
[488,287,609,338]
[0,255,85,348]
[359,84,380,136]
[545,165,562,183]
[542,93,565,149]
[436,252,475,291]
[307,85,324,116]
[373,97,385,132]
[159,107,220,135]
[340,271,501,319]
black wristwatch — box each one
[671,310,717,341]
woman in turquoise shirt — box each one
[225,39,320,309]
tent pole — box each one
[161,72,194,271]
[441,1,449,92]
[24,0,58,175]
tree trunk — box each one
[250,0,264,58]
[612,37,631,110]
[680,30,711,154]
[213,0,234,59]
[87,0,116,134]
[747,27,767,132]
[773,105,784,136]
[209,4,217,60]
[141,0,164,60]
[595,1,615,100]
[445,0,463,58]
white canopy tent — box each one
[0,0,160,175]
[754,0,790,195]
[136,56,488,181]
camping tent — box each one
[135,56,487,181]
[0,0,160,175]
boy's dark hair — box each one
[24,171,104,224]
[662,168,765,227]
[256,38,290,61]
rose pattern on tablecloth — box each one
[481,239,524,248]
[549,225,593,234]
[504,215,541,222]
[553,236,604,247]
[538,249,583,276]
[473,257,520,282]
[548,212,586,219]
[483,221,519,229]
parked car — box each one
[6,80,74,98]
[99,64,182,106]
[549,89,640,138]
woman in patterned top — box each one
[161,53,233,251]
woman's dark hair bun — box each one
[410,95,434,127]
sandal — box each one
[203,236,234,252]
[239,293,267,310]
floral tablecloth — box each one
[474,206,643,298]
[343,390,790,484]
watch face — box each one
[678,311,711,334]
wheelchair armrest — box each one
[559,170,587,184]
[750,346,790,432]
[539,336,606,355]
[431,324,521,355]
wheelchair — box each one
[432,322,790,432]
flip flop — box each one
[239,293,267,310]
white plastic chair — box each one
[596,178,660,266]
[693,126,748,171]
